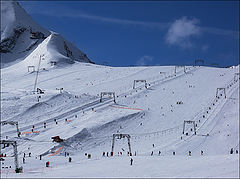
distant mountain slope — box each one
[18,32,92,70]
[0,0,50,67]
[0,0,93,68]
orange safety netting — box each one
[21,131,40,135]
[109,105,142,111]
[49,146,64,156]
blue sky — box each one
[19,1,239,67]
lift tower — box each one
[0,140,22,173]
[0,121,20,137]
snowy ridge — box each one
[0,0,50,66]
[1,0,92,68]
[1,0,49,40]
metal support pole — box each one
[100,93,102,102]
[193,121,196,135]
[33,55,44,93]
[182,121,186,134]
[111,134,115,154]
[13,141,19,170]
[16,122,20,137]
[0,140,20,172]
[113,93,116,103]
[127,136,132,154]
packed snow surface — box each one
[0,62,239,178]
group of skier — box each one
[149,150,205,156]
[230,148,238,154]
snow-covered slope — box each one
[0,1,239,178]
[1,62,239,177]
[0,0,92,68]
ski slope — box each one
[1,62,239,178]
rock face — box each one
[1,0,93,68]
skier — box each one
[201,150,203,155]
[188,151,191,156]
[152,144,155,147]
[173,151,175,155]
[65,152,67,157]
[151,151,153,156]
[158,151,161,155]
[230,148,233,154]
[29,152,31,157]
[23,158,25,164]
[107,152,109,157]
[236,150,238,154]
[44,122,46,128]
[102,152,105,157]
[130,158,133,165]
[134,151,137,156]
[69,157,72,162]
[23,153,26,158]
[46,161,49,167]
[40,155,42,160]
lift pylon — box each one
[182,120,196,135]
[0,121,20,137]
[133,80,147,89]
[0,140,22,173]
[100,92,116,103]
[111,134,131,156]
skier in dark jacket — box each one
[130,158,133,165]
